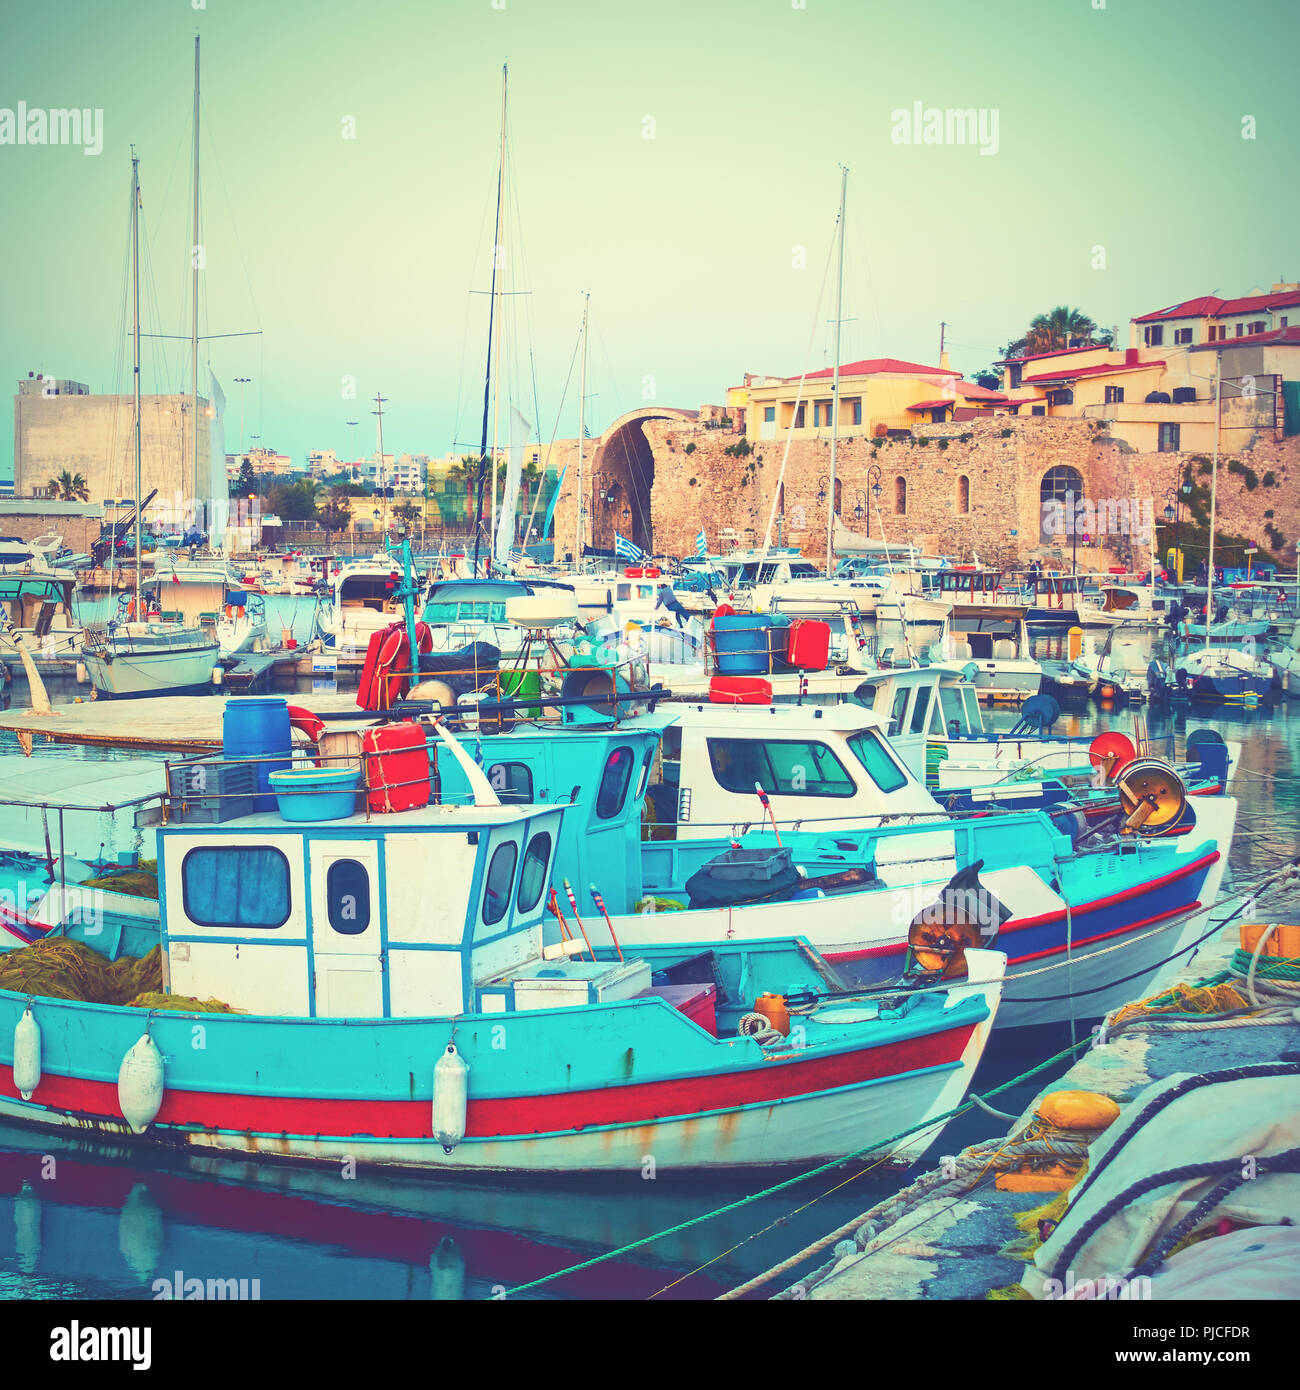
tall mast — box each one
[190,35,201,514]
[132,152,143,607]
[1205,351,1222,650]
[575,292,589,563]
[826,164,848,575]
[489,66,508,558]
[373,392,388,538]
[471,63,507,578]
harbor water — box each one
[0,618,1295,1299]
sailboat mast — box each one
[826,165,847,575]
[575,292,589,563]
[190,35,201,514]
[489,67,508,559]
[132,153,143,606]
[1205,351,1222,650]
[471,63,507,578]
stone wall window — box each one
[1040,465,1084,542]
[895,476,906,515]
[957,475,970,514]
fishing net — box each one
[126,992,244,1014]
[79,859,159,900]
[0,939,161,1005]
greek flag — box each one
[695,528,708,558]
[614,531,643,562]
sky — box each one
[3,0,1299,475]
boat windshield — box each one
[845,730,910,793]
[939,682,981,735]
[425,599,507,624]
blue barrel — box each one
[712,614,788,675]
[223,696,292,811]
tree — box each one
[318,498,352,534]
[974,370,1002,391]
[48,470,89,501]
[1000,306,1112,362]
[265,479,319,521]
[233,458,256,498]
[394,500,422,526]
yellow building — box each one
[734,356,1008,443]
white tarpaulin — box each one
[493,407,531,563]
[1026,1068,1300,1299]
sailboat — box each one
[83,81,219,699]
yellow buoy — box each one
[1067,626,1083,662]
[1036,1089,1121,1131]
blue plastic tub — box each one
[269,767,361,822]
[223,696,292,810]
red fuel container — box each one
[361,723,432,813]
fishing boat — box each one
[1075,583,1172,629]
[138,557,267,656]
[1149,645,1275,705]
[925,597,1042,700]
[313,553,428,651]
[0,728,1005,1173]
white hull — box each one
[84,642,219,697]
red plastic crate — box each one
[360,722,431,813]
[708,675,772,704]
[785,617,831,671]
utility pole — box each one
[190,34,201,511]
[1205,352,1222,650]
[939,321,947,359]
[373,393,388,537]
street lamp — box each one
[866,464,883,539]
[234,377,251,452]
[851,489,867,522]
[817,474,829,504]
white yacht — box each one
[313,552,427,650]
[144,556,268,656]
[925,598,1043,700]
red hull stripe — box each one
[0,1026,975,1141]
[825,851,1218,965]
[1002,851,1219,932]
[1005,903,1198,965]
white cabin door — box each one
[309,841,384,1018]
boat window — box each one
[635,747,654,801]
[424,599,506,624]
[181,846,291,929]
[889,686,909,736]
[596,745,636,818]
[516,832,552,913]
[486,762,533,804]
[707,737,855,798]
[616,584,632,601]
[939,683,970,734]
[482,841,519,926]
[326,859,371,935]
[963,687,984,730]
[846,731,910,794]
[909,685,931,734]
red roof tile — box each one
[1189,325,1300,351]
[1023,360,1166,383]
[999,343,1110,364]
[790,357,949,382]
[1134,288,1300,323]
[907,399,956,411]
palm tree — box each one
[1024,306,1102,357]
[48,470,89,502]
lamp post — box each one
[866,464,882,540]
[1162,489,1177,583]
[233,377,251,452]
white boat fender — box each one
[13,1003,40,1100]
[432,1043,469,1154]
[118,1033,165,1134]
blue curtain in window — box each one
[183,847,291,928]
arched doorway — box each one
[587,408,697,555]
[1040,465,1084,542]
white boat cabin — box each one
[158,799,571,1019]
[647,702,940,838]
